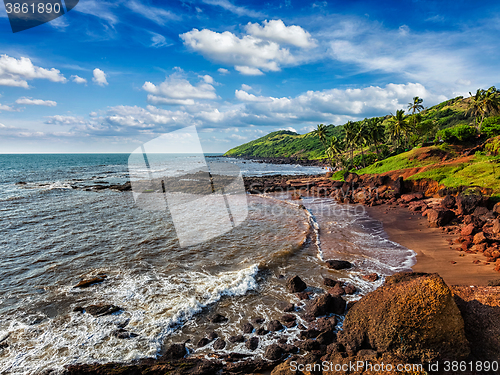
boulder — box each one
[393,177,404,196]
[327,284,345,297]
[245,337,259,351]
[456,194,484,216]
[344,284,357,294]
[344,172,359,184]
[493,220,500,234]
[283,303,295,312]
[207,331,218,341]
[228,335,245,343]
[267,320,284,332]
[461,223,476,236]
[325,259,352,270]
[306,293,346,317]
[213,338,226,350]
[338,272,470,362]
[427,209,455,227]
[473,206,491,217]
[362,273,379,282]
[401,192,424,203]
[209,313,228,323]
[164,343,187,360]
[441,195,456,209]
[264,343,284,361]
[322,277,339,287]
[196,337,211,348]
[285,275,307,293]
[473,232,487,245]
[493,202,500,215]
[242,322,254,334]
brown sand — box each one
[365,204,500,286]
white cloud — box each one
[45,115,88,125]
[75,0,118,25]
[92,68,108,86]
[150,32,171,48]
[181,28,298,74]
[71,75,87,84]
[241,84,252,91]
[218,68,230,74]
[245,20,316,48]
[201,74,214,84]
[16,97,57,107]
[235,90,272,102]
[142,72,217,105]
[0,54,66,88]
[126,1,178,25]
[201,0,265,18]
[0,103,15,112]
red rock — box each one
[461,241,472,251]
[492,250,500,259]
[450,261,457,264]
[461,224,476,237]
[328,284,345,297]
[362,273,379,282]
[427,209,455,227]
[492,220,500,234]
[473,232,487,245]
[493,202,500,215]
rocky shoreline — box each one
[214,155,328,167]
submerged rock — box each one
[73,275,107,288]
[85,304,121,317]
[209,313,228,323]
[325,259,352,270]
[338,272,470,362]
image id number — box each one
[5,2,61,14]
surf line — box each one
[253,193,324,261]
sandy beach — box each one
[365,204,500,286]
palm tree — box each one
[386,110,411,149]
[343,121,358,167]
[354,122,370,167]
[312,124,328,151]
[467,87,500,132]
[364,117,385,155]
[408,96,424,114]
[326,136,344,169]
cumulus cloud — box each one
[142,73,217,105]
[245,20,316,48]
[0,103,15,112]
[235,90,272,102]
[92,68,108,86]
[241,84,252,91]
[44,115,87,125]
[16,97,57,107]
[71,75,87,84]
[181,27,301,74]
[0,54,66,88]
[217,68,230,74]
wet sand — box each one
[365,204,500,286]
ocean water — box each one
[0,154,415,374]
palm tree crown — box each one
[408,96,424,114]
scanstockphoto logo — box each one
[128,125,249,248]
[3,0,79,33]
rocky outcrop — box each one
[285,275,307,293]
[338,272,470,362]
[306,293,346,317]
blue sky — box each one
[1,0,500,153]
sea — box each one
[0,154,416,374]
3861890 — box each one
[5,2,61,14]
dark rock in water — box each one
[213,338,226,350]
[310,316,337,332]
[242,322,254,334]
[73,306,84,313]
[73,275,107,288]
[0,342,8,349]
[362,273,379,282]
[228,335,245,343]
[252,317,265,324]
[296,292,310,300]
[279,343,298,354]
[323,277,340,287]
[281,314,296,323]
[325,259,352,270]
[197,337,211,348]
[267,320,284,332]
[207,331,218,341]
[286,275,307,293]
[338,272,470,362]
[209,313,228,323]
[256,327,269,335]
[15,181,27,185]
[112,329,138,339]
[264,343,284,361]
[298,339,320,352]
[163,343,186,360]
[306,293,346,317]
[442,195,456,209]
[327,284,345,297]
[344,284,357,295]
[85,304,121,317]
[246,337,259,351]
[283,303,295,312]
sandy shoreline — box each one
[365,204,500,286]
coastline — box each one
[365,205,500,285]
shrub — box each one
[485,136,500,156]
[435,124,476,143]
[482,116,500,138]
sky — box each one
[0,0,500,153]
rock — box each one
[393,177,404,196]
[242,322,254,334]
[245,337,259,351]
[164,343,187,360]
[323,277,339,287]
[325,259,352,270]
[306,293,346,317]
[441,195,456,209]
[344,284,357,294]
[401,193,423,203]
[267,320,284,332]
[285,275,307,293]
[213,338,226,350]
[327,284,345,297]
[209,313,228,323]
[309,316,337,332]
[252,317,265,324]
[73,275,107,288]
[461,223,476,236]
[256,327,269,335]
[85,304,121,317]
[362,273,379,282]
[493,202,500,215]
[228,335,245,343]
[73,306,84,313]
[473,232,487,244]
[338,272,470,362]
[344,172,359,184]
[197,337,211,348]
[298,338,320,351]
[283,303,295,312]
[207,331,218,341]
[427,209,455,227]
[473,206,490,217]
[296,292,310,300]
[271,360,299,375]
[281,314,296,324]
[264,343,284,361]
[492,220,500,234]
[112,329,138,339]
[456,194,484,216]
